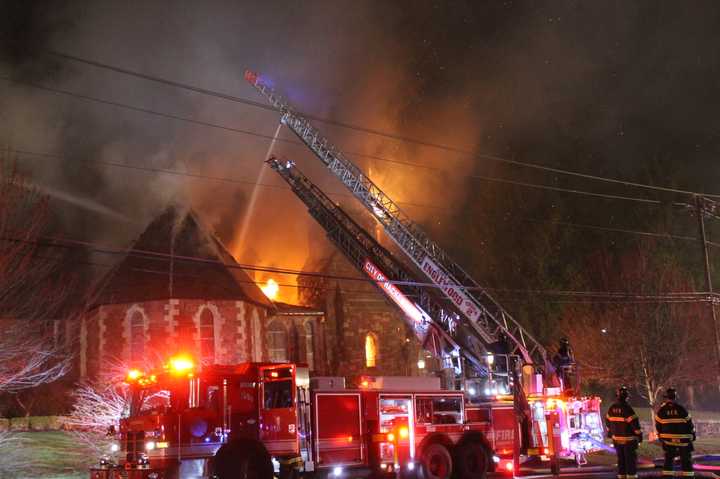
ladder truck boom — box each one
[245,70,546,368]
[267,157,494,374]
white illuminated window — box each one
[304,322,315,370]
[199,308,215,364]
[130,312,145,363]
[267,321,288,362]
[365,333,378,368]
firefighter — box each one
[655,387,696,478]
[606,386,642,479]
[552,337,575,391]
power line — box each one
[471,173,667,205]
[521,216,697,242]
[64,251,713,303]
[8,148,698,243]
[501,297,711,305]
[33,251,708,307]
[2,233,711,302]
[50,50,720,199]
[0,75,679,207]
[8,148,449,212]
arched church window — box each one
[130,312,145,362]
[304,322,315,370]
[267,321,288,362]
[199,308,215,364]
[365,332,378,368]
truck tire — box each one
[453,441,489,479]
[279,463,301,479]
[213,439,274,479]
[418,443,453,479]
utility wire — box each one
[58,252,712,302]
[8,148,449,212]
[33,252,708,306]
[2,233,711,301]
[9,148,698,243]
[50,50,720,199]
[0,75,681,206]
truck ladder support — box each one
[246,71,547,368]
[268,157,495,374]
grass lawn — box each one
[2,429,719,478]
[633,408,720,423]
[0,431,103,479]
[587,437,720,468]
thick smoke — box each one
[3,0,720,304]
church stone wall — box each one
[80,299,277,378]
[301,252,424,382]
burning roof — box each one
[90,204,273,309]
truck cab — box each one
[92,357,303,479]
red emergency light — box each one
[166,355,195,375]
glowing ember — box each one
[261,278,280,300]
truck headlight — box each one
[110,442,120,453]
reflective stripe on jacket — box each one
[655,401,694,447]
[606,401,642,445]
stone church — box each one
[78,205,424,382]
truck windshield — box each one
[128,386,171,417]
[263,380,293,409]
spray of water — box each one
[234,122,283,253]
[34,183,131,222]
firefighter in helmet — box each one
[655,387,695,477]
[552,337,576,391]
[605,386,642,479]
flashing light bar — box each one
[126,369,143,382]
[166,355,195,375]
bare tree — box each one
[562,242,709,409]
[0,324,69,394]
[65,358,133,432]
[64,380,129,460]
[0,157,76,397]
[65,357,168,460]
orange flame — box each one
[261,278,280,301]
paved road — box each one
[487,464,720,478]
[490,470,719,478]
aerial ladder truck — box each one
[246,70,606,466]
[88,72,607,479]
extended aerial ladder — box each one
[245,70,548,371]
[250,73,606,465]
[267,157,499,381]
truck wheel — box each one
[453,442,489,479]
[418,443,453,479]
[279,463,300,479]
[213,439,274,479]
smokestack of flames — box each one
[261,278,280,301]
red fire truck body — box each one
[91,359,523,479]
[310,383,518,477]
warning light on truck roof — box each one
[167,355,194,374]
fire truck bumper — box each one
[89,466,166,479]
[315,465,375,478]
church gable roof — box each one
[91,205,273,309]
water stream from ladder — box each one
[235,122,283,253]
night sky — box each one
[2,0,720,307]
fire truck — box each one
[91,356,521,479]
[243,72,606,467]
[91,71,605,479]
